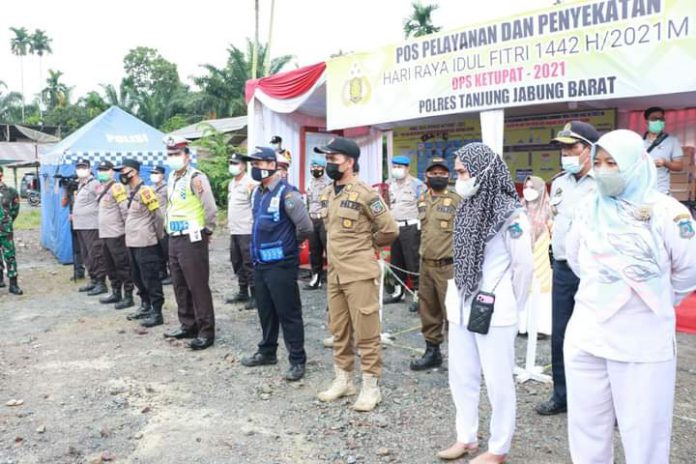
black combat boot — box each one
[303,273,322,290]
[114,289,134,310]
[383,285,404,304]
[226,285,249,304]
[99,287,122,304]
[140,306,163,328]
[87,280,108,296]
[8,277,23,295]
[126,301,151,320]
[410,341,443,371]
[79,279,97,292]
[0,275,6,288]
[243,287,256,310]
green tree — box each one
[43,104,91,134]
[194,39,293,118]
[101,79,137,113]
[41,69,71,110]
[403,2,441,38]
[79,91,108,118]
[9,26,31,121]
[0,81,23,122]
[160,114,190,133]
[194,123,239,208]
[30,29,52,102]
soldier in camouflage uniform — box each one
[0,166,23,295]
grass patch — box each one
[13,207,41,230]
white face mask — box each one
[595,168,626,197]
[167,155,186,171]
[392,167,406,180]
[523,187,539,202]
[150,174,163,184]
[76,168,90,179]
[229,164,242,176]
[455,177,479,199]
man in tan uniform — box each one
[150,165,171,285]
[315,137,398,412]
[410,157,461,371]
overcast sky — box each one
[0,0,554,100]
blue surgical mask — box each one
[561,156,582,174]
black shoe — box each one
[383,290,404,305]
[8,278,23,295]
[99,289,122,304]
[410,342,443,371]
[126,302,150,320]
[161,276,172,285]
[164,327,197,339]
[189,337,214,350]
[79,280,97,292]
[0,279,6,288]
[226,287,250,304]
[285,364,305,381]
[241,352,278,367]
[408,300,419,313]
[87,281,108,296]
[303,274,322,290]
[114,292,134,310]
[243,288,256,310]
[140,312,163,328]
[535,398,567,416]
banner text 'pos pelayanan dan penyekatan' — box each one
[326,0,696,130]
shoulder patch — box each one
[112,183,127,203]
[284,192,296,210]
[140,187,160,211]
[192,176,204,194]
[678,218,694,239]
[508,222,523,239]
[369,197,387,216]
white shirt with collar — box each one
[227,173,257,235]
[448,212,534,328]
[565,194,696,363]
[549,171,596,260]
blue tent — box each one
[39,106,181,264]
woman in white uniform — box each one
[564,129,696,464]
[438,143,533,463]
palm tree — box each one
[194,39,293,118]
[403,2,442,38]
[0,80,23,122]
[42,69,71,110]
[30,29,53,105]
[101,79,137,112]
[9,27,31,121]
[79,91,108,118]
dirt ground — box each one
[1,220,695,463]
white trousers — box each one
[565,344,676,464]
[448,323,517,455]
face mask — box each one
[76,168,90,179]
[167,155,186,171]
[455,178,479,199]
[595,168,626,197]
[251,166,275,182]
[523,188,539,202]
[648,120,665,134]
[311,168,324,179]
[150,174,163,184]
[120,174,130,185]
[392,167,406,180]
[97,172,111,183]
[326,162,345,181]
[427,176,449,192]
[561,155,582,174]
[228,164,242,176]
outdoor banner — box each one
[393,109,615,181]
[326,0,695,129]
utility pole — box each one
[251,0,259,80]
[264,0,276,76]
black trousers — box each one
[551,259,580,405]
[158,235,169,276]
[390,223,421,290]
[128,245,164,310]
[76,229,106,282]
[230,234,253,288]
[169,236,215,339]
[254,257,306,365]
[103,235,134,292]
[307,218,327,275]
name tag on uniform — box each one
[339,200,360,211]
[268,196,280,213]
[169,220,189,232]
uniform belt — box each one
[396,219,420,227]
[310,213,322,219]
[169,231,187,237]
[422,257,453,267]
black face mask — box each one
[428,176,449,191]
[120,173,131,185]
[311,169,324,179]
[251,166,276,182]
[326,162,344,181]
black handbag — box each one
[467,264,510,335]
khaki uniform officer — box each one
[150,165,171,284]
[315,137,398,412]
[410,157,461,371]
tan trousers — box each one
[328,278,382,376]
[418,261,452,345]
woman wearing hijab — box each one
[438,143,533,463]
[519,176,553,337]
[564,129,696,464]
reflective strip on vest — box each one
[166,168,206,233]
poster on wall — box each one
[392,109,616,181]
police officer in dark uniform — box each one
[240,146,313,381]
